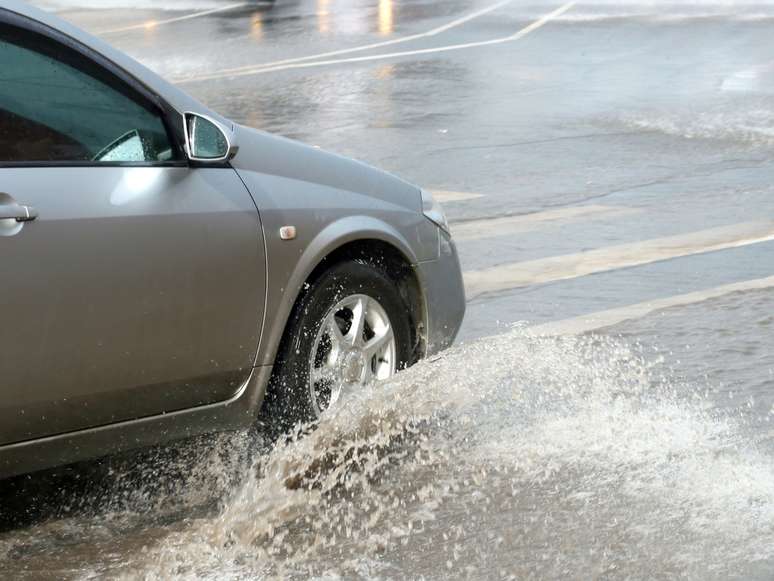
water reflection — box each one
[378,0,394,36]
[371,64,395,128]
[315,0,394,37]
[317,0,331,35]
[375,63,395,80]
[250,13,263,41]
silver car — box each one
[0,2,465,479]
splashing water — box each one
[620,107,774,147]
[2,330,774,580]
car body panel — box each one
[416,234,467,355]
[0,167,267,445]
[0,365,272,479]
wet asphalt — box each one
[4,0,774,578]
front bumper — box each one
[416,231,466,356]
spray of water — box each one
[1,330,772,578]
[620,106,774,147]
[103,329,774,580]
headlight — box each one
[421,189,450,235]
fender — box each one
[254,215,423,367]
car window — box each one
[0,23,178,164]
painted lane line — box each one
[430,190,485,203]
[180,1,575,81]
[182,0,515,81]
[176,1,576,83]
[452,205,639,242]
[98,2,251,35]
[424,0,515,36]
[464,220,774,299]
[528,275,774,336]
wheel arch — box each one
[256,217,428,370]
[300,238,426,366]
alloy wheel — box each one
[308,293,396,416]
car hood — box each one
[230,125,422,212]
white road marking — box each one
[430,190,485,203]
[98,2,251,35]
[176,1,576,83]
[452,204,638,241]
[528,275,774,336]
[464,220,774,299]
[185,0,515,80]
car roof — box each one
[0,0,227,124]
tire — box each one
[263,259,413,433]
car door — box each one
[0,13,267,444]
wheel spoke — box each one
[327,316,346,350]
[364,326,394,360]
[346,296,367,347]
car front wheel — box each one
[264,260,413,432]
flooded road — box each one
[3,0,774,578]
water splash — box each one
[620,107,774,147]
[120,331,774,580]
[2,331,773,579]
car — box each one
[0,1,465,479]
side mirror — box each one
[184,112,237,163]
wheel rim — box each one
[308,293,397,417]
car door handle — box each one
[0,204,38,222]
